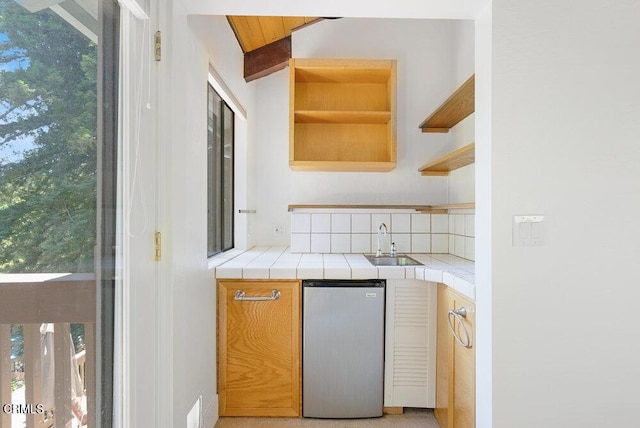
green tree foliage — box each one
[0,0,97,272]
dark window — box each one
[207,84,234,256]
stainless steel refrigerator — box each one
[302,279,385,418]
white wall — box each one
[249,18,465,246]
[184,0,484,19]
[155,6,250,428]
[491,1,640,427]
[473,3,492,427]
[448,19,475,204]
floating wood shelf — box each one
[288,203,474,213]
[419,75,474,133]
[288,204,430,211]
[288,202,476,214]
[419,143,475,176]
[420,203,475,214]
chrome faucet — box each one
[376,223,388,257]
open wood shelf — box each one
[419,75,474,133]
[288,202,476,214]
[294,110,391,124]
[288,204,430,211]
[290,58,397,172]
[420,203,475,214]
[289,161,397,172]
[287,203,474,213]
[419,143,475,176]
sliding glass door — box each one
[0,0,119,426]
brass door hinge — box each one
[154,31,161,61]
[154,231,161,261]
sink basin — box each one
[365,254,423,266]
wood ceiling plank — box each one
[228,16,323,55]
[239,16,266,52]
[284,17,307,32]
[257,16,286,44]
[227,16,250,52]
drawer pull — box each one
[447,307,472,348]
[234,289,281,301]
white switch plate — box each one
[512,215,544,246]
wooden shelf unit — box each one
[419,143,475,176]
[289,58,397,171]
[419,75,474,133]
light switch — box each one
[513,215,544,246]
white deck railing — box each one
[0,274,96,428]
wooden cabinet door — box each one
[435,283,453,427]
[435,284,476,428]
[218,280,301,417]
[451,293,475,428]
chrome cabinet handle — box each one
[447,307,472,348]
[234,289,281,301]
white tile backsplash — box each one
[289,210,474,261]
[432,234,449,253]
[331,214,351,233]
[464,237,475,261]
[351,214,371,233]
[455,215,466,236]
[465,215,475,237]
[391,214,411,233]
[351,233,371,253]
[311,214,331,233]
[432,214,449,233]
[291,213,311,233]
[311,233,331,253]
[454,235,465,258]
[331,234,351,253]
[411,213,430,233]
[411,234,431,253]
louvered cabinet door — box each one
[384,279,437,408]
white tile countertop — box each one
[211,247,475,300]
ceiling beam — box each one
[243,36,291,82]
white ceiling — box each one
[185,0,488,20]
